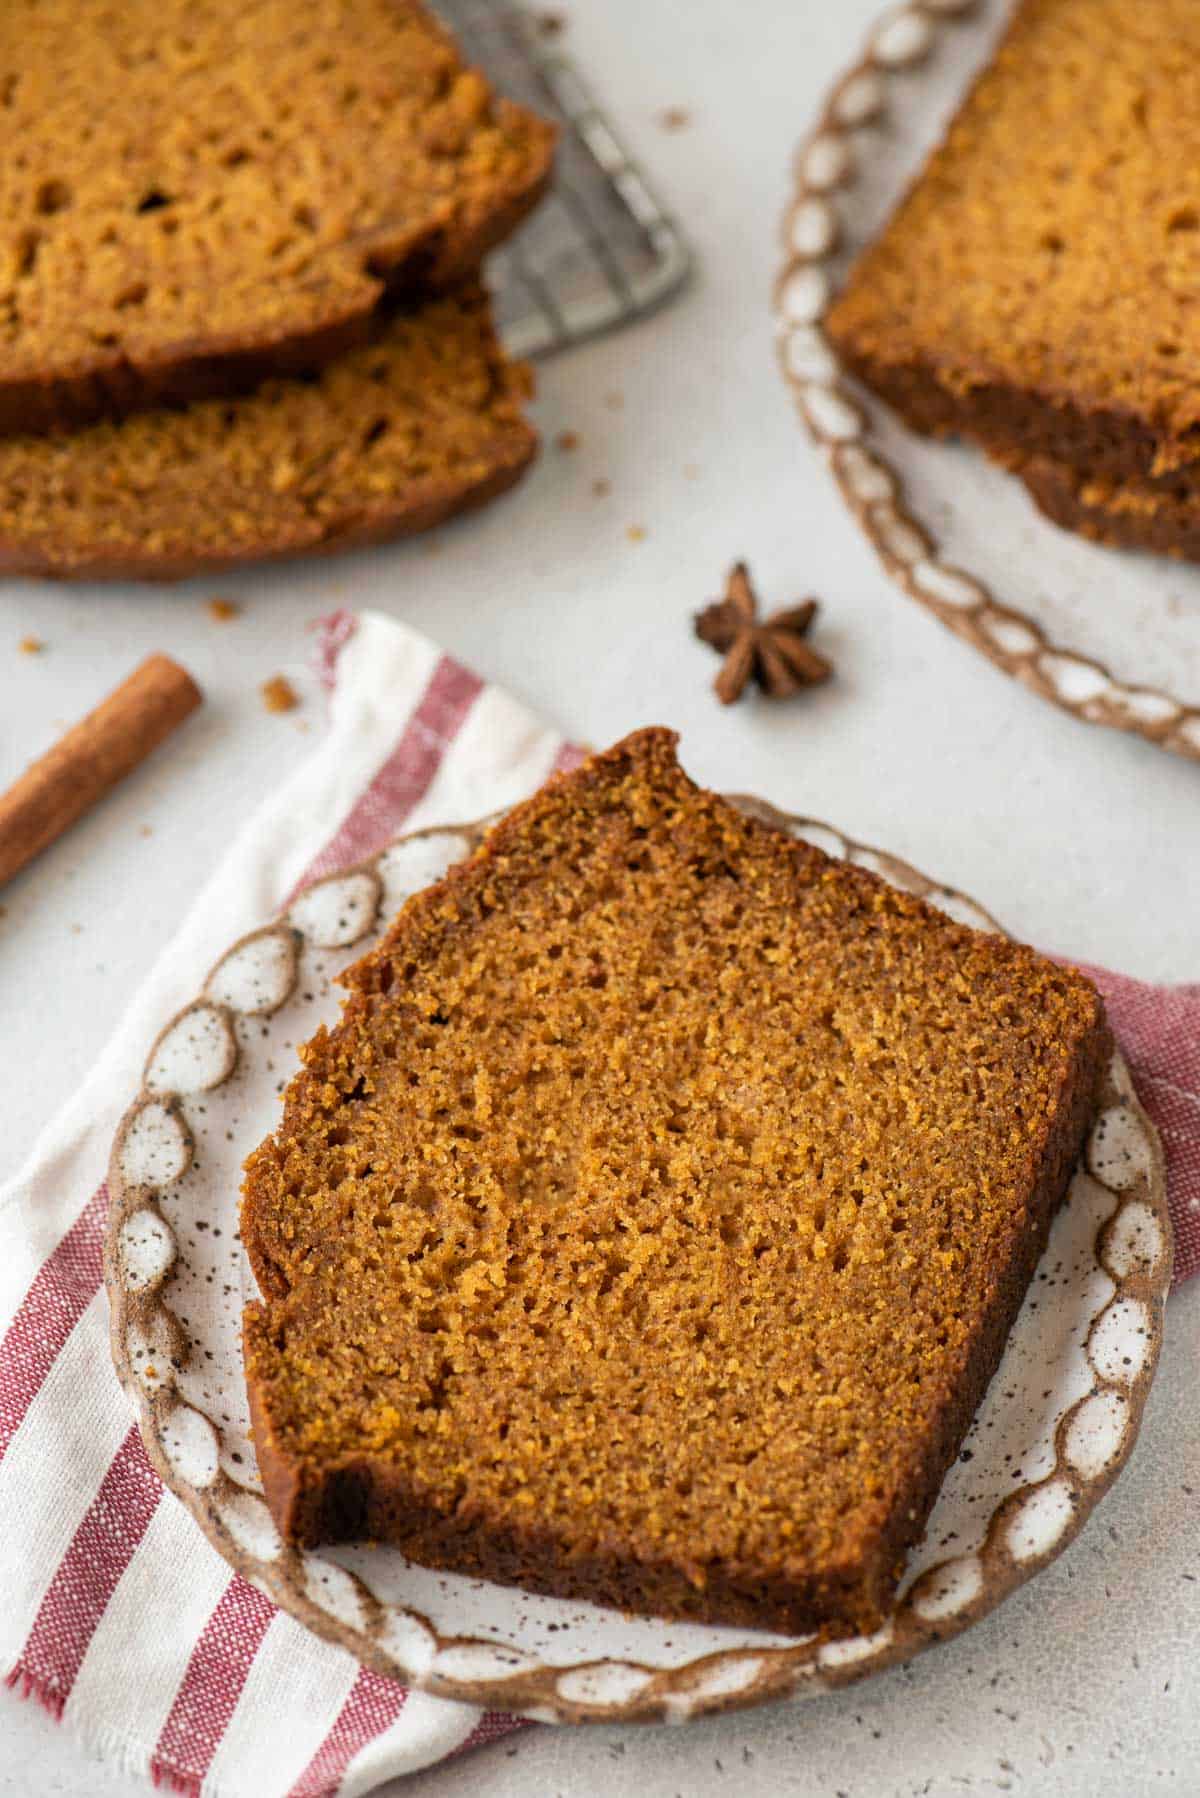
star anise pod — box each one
[695,562,833,705]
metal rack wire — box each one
[436,2,693,357]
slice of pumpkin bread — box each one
[0,284,536,578]
[0,0,554,433]
[242,729,1109,1637]
[825,0,1200,484]
[1019,453,1200,564]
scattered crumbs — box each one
[658,105,691,131]
[555,429,580,452]
[260,675,299,714]
[18,635,44,654]
[424,538,444,556]
[684,462,701,479]
[206,597,240,622]
[591,477,612,498]
[140,824,154,838]
[626,524,647,543]
[70,922,82,935]
[604,390,624,410]
[536,8,565,34]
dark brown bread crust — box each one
[825,343,1191,489]
[242,729,1110,1638]
[1018,454,1200,563]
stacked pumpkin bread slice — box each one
[825,0,1200,562]
[0,0,555,575]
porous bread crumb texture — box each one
[1019,452,1200,563]
[825,0,1200,483]
[242,729,1109,1637]
[0,0,555,431]
[0,285,537,578]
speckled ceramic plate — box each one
[775,0,1200,765]
[104,801,1170,1724]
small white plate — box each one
[105,802,1170,1724]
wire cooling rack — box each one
[436,1,692,357]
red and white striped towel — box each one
[1,610,1196,1798]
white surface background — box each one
[2,1,1198,1793]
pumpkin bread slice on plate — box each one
[825,0,1200,487]
[242,729,1109,1638]
[0,0,555,433]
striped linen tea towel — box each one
[1,609,1197,1797]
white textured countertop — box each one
[2,1,1198,1792]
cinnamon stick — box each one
[0,654,202,886]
